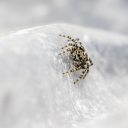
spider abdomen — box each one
[70,49,87,62]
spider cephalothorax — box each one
[59,34,93,84]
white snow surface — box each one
[0,24,128,128]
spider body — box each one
[59,34,93,84]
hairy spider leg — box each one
[68,38,78,45]
[83,63,89,79]
[83,70,89,79]
[63,66,81,74]
[88,57,93,66]
[68,38,85,51]
[75,38,85,51]
[72,61,82,66]
[67,38,78,42]
[59,34,72,39]
[59,34,78,47]
[61,43,77,49]
[59,35,80,48]
[74,69,87,84]
[59,47,76,55]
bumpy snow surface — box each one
[0,24,128,128]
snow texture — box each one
[0,24,128,128]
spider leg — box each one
[74,69,86,84]
[59,34,78,47]
[83,70,89,79]
[59,47,76,55]
[72,61,82,67]
[83,63,89,79]
[68,38,78,45]
[59,35,79,47]
[75,38,83,46]
[63,66,81,74]
[75,38,85,51]
[88,57,93,66]
[68,37,79,41]
[61,43,76,49]
[68,38,77,42]
[59,34,72,39]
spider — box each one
[59,34,93,84]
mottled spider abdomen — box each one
[59,34,93,84]
[70,49,88,62]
